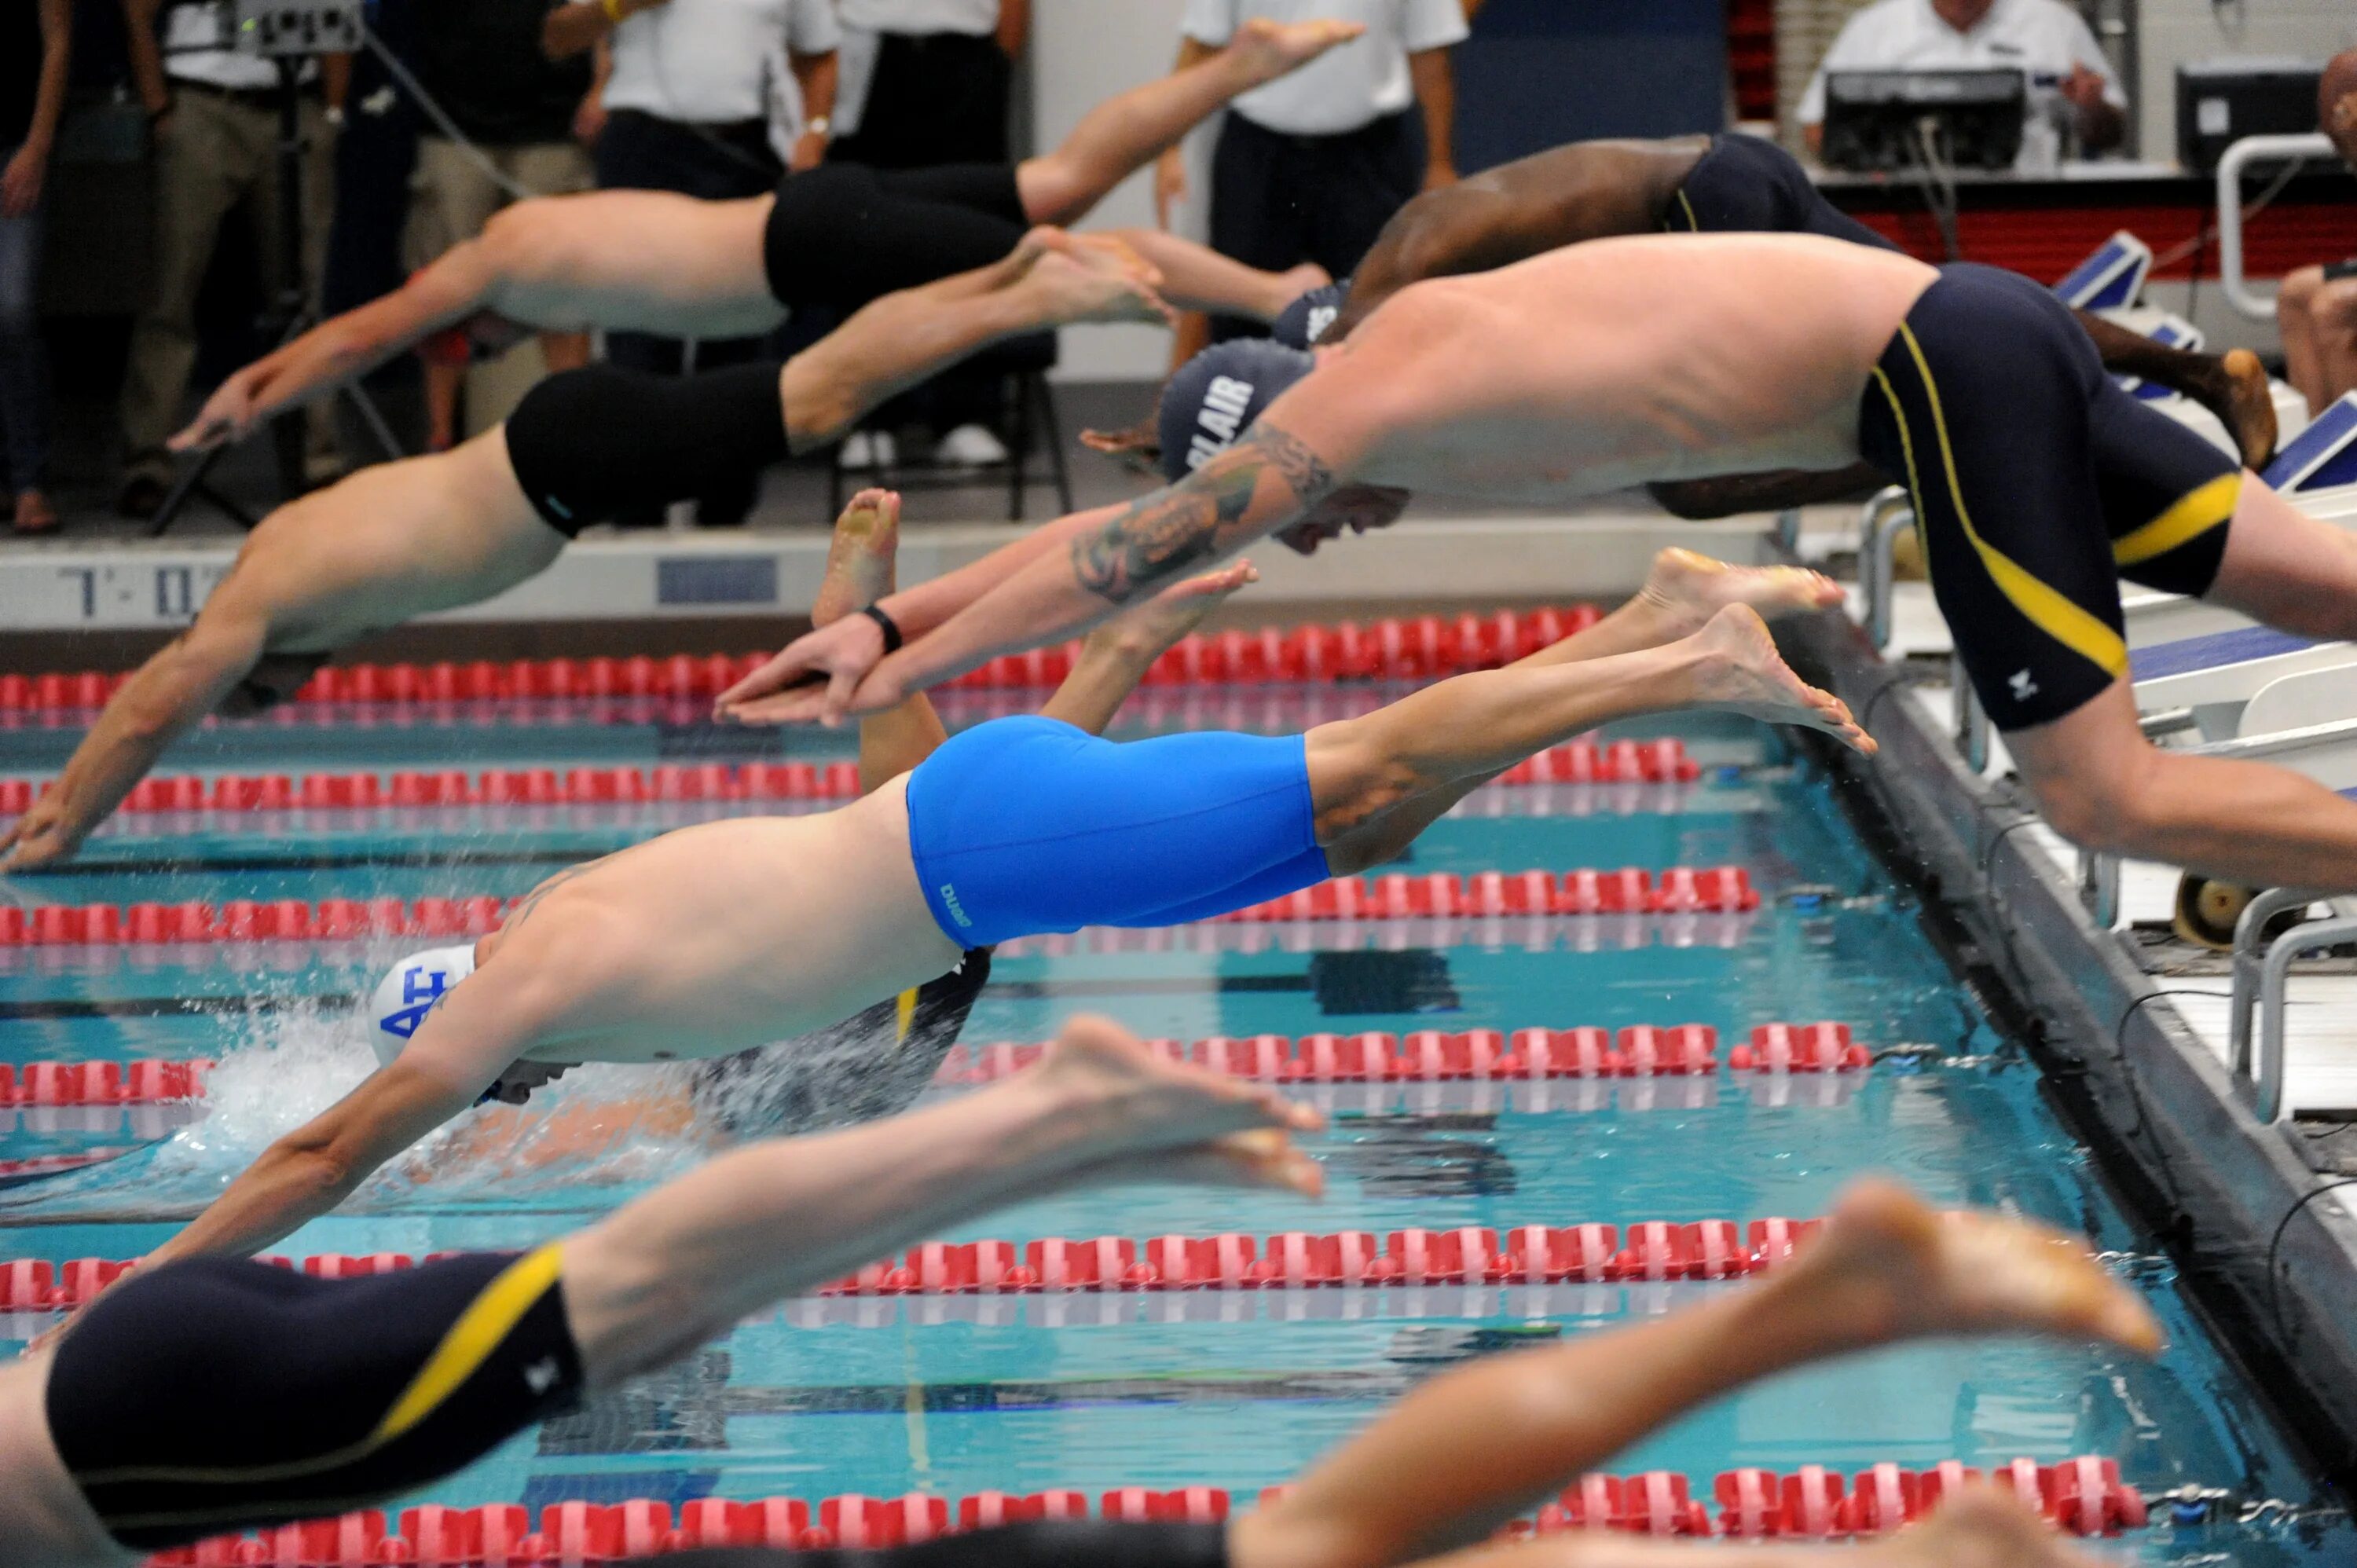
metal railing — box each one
[2216,132,2334,322]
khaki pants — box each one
[116,86,337,485]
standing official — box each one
[116,0,349,518]
[831,0,1028,168]
[1158,0,1467,344]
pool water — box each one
[2,688,2349,1565]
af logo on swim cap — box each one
[380,964,453,1041]
[368,944,479,1063]
[1189,375,1258,471]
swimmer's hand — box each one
[170,360,275,452]
[0,796,81,872]
[714,614,891,727]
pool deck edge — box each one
[1783,607,2357,1492]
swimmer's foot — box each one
[1859,1489,2104,1568]
[1680,603,1875,755]
[2216,348,2280,471]
[1632,547,1845,641]
[1034,1014,1325,1185]
[1017,250,1175,328]
[1775,1178,2162,1357]
[810,489,900,628]
[1226,16,1368,86]
[1092,559,1260,662]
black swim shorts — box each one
[763,162,1029,312]
[1666,133,1895,252]
[1857,263,2243,730]
[691,947,995,1135]
[47,1246,583,1549]
[504,361,790,537]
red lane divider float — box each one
[1,1024,1864,1108]
[137,1456,2149,1564]
[0,608,1608,719]
[0,868,1759,951]
[0,741,1697,821]
[4,1212,1835,1310]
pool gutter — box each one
[1781,610,2357,1490]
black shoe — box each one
[115,476,170,520]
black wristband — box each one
[860,603,904,654]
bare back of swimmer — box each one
[167,19,1364,452]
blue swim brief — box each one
[903,716,1330,947]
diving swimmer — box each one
[0,1018,1325,1564]
[1091,132,2277,486]
[0,235,1168,870]
[2,1155,2158,1568]
[165,19,1361,452]
[725,233,2357,896]
[85,496,1868,1276]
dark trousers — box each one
[832,31,1011,168]
[593,108,779,522]
[832,31,1014,435]
[1207,108,1421,343]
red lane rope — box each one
[134,1455,2149,1565]
[5,1211,1833,1310]
[0,609,1606,718]
[0,1024,1863,1108]
[0,740,1699,820]
[0,866,1761,951]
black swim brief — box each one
[691,947,995,1136]
[657,1520,1229,1568]
[762,161,1029,313]
[504,361,790,537]
[2325,258,2357,284]
[1856,263,2243,730]
[1666,133,1895,252]
[46,1246,583,1550]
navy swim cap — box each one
[1271,280,1350,350]
[1157,339,1318,484]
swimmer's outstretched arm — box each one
[722,407,1362,725]
[1231,1180,2159,1568]
[169,237,499,453]
[0,586,272,871]
[560,1016,1322,1390]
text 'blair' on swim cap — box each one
[1156,339,1318,485]
[1272,280,1350,350]
[369,944,478,1065]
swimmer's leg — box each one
[1232,1179,2155,1568]
[2008,680,2357,890]
[1303,605,1871,852]
[2198,471,2357,642]
[2074,309,2277,469]
[812,489,949,793]
[1039,560,1259,735]
[559,1016,1320,1389]
[1312,554,1845,870]
[1096,228,1329,323]
[1013,20,1363,225]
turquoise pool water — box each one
[1,690,2348,1563]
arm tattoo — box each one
[1070,423,1338,604]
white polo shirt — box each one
[603,0,840,126]
[160,1,291,92]
[1180,0,1469,138]
[836,0,999,35]
[1798,0,2124,126]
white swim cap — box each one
[368,944,478,1065]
